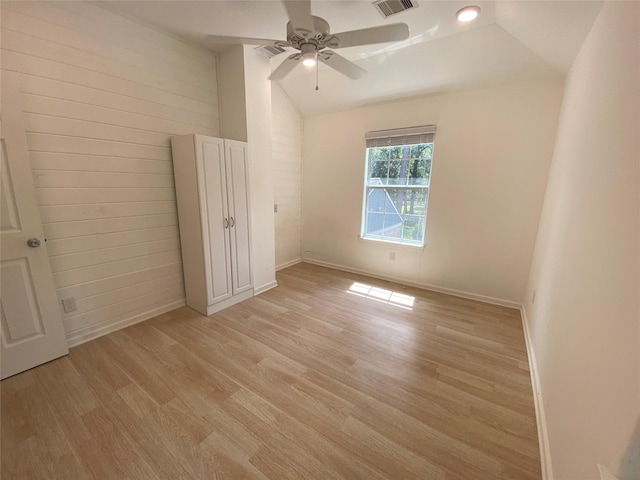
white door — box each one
[225,140,252,295]
[1,72,68,379]
[199,136,233,305]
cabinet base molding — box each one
[205,289,254,316]
[253,280,278,296]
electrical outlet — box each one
[62,297,77,313]
[389,251,396,261]
[531,290,536,304]
[274,204,278,213]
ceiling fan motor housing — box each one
[287,16,337,51]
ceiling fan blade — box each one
[319,51,366,79]
[331,23,409,49]
[205,34,285,47]
[269,54,301,80]
[282,0,314,33]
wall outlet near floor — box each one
[389,251,396,261]
[274,203,278,213]
[531,290,536,304]
[62,297,77,313]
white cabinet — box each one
[171,134,253,315]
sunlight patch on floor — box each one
[347,282,415,310]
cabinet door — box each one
[225,140,252,295]
[199,137,233,305]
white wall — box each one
[242,46,277,293]
[524,2,640,479]
[303,78,564,305]
[218,46,247,142]
[0,1,219,345]
[272,83,303,269]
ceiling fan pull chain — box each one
[315,59,320,91]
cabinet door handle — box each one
[224,218,229,229]
[229,217,235,228]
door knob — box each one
[27,237,41,248]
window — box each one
[361,125,435,246]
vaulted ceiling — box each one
[98,0,603,116]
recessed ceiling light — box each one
[456,5,481,23]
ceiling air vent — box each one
[255,45,287,58]
[373,0,417,19]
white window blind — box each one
[365,125,436,148]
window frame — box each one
[360,125,436,247]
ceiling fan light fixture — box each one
[456,5,480,23]
[300,43,318,68]
[302,52,317,67]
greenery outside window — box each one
[361,125,436,246]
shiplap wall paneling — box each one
[271,83,303,269]
[0,1,221,346]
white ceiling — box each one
[97,0,603,116]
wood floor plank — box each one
[1,262,542,479]
[222,388,390,480]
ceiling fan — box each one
[205,0,410,81]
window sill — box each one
[358,236,425,251]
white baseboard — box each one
[598,464,621,480]
[253,280,278,295]
[302,257,521,309]
[65,299,186,348]
[521,306,553,480]
[276,257,302,271]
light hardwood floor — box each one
[1,263,541,479]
